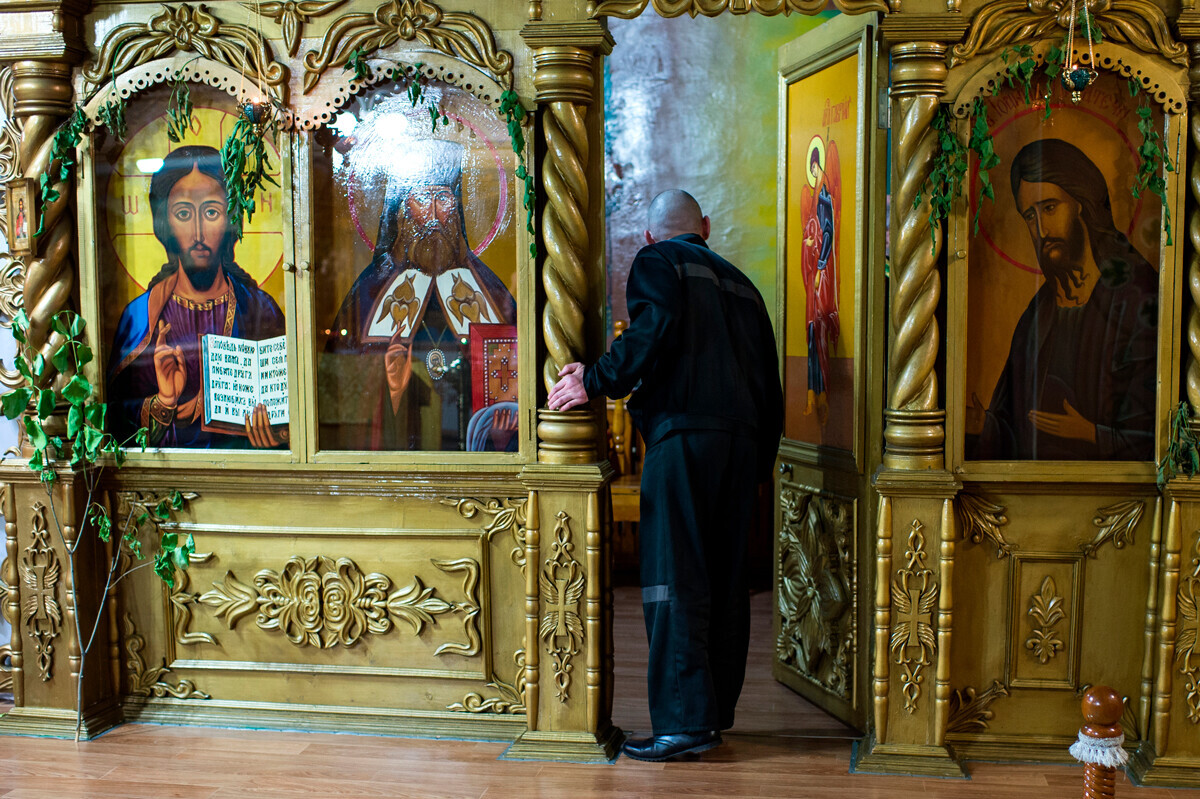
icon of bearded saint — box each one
[320,140,516,451]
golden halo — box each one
[806,135,825,189]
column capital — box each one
[11,60,73,118]
[889,42,948,101]
[521,21,614,105]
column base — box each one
[0,697,121,740]
[851,734,968,778]
[503,724,624,763]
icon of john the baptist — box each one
[966,139,1158,461]
[107,145,287,448]
[319,140,516,451]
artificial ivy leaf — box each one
[172,546,189,570]
[185,532,195,554]
[84,402,105,429]
[154,500,170,521]
[135,427,149,450]
[67,404,83,437]
[161,531,178,550]
[82,424,104,458]
[62,374,91,404]
[24,415,48,450]
[12,309,28,342]
[1,387,31,419]
[154,552,175,589]
[51,344,72,374]
[172,490,185,509]
[32,353,45,378]
[35,388,54,420]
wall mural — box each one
[965,72,1160,462]
[97,83,288,450]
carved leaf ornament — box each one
[1025,576,1066,663]
[1176,532,1200,723]
[775,487,853,698]
[302,0,514,92]
[199,555,479,654]
[82,4,287,91]
[950,0,1187,67]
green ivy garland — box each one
[499,89,536,259]
[34,104,89,238]
[0,309,193,738]
[166,66,196,143]
[1128,78,1175,246]
[1160,400,1200,486]
[220,103,280,240]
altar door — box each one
[772,13,886,731]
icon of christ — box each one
[799,135,841,427]
[320,140,517,451]
[107,145,287,449]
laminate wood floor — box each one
[0,588,1196,798]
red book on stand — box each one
[470,323,518,415]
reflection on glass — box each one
[96,83,289,450]
[315,82,519,452]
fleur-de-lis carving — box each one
[1025,576,1066,664]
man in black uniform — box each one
[548,190,783,761]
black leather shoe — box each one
[621,730,721,761]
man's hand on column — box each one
[547,362,589,411]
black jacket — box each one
[583,234,783,480]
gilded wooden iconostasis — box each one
[3,0,1200,784]
[0,0,622,763]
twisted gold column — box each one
[1187,47,1200,413]
[524,26,612,466]
[884,44,947,470]
[541,101,589,392]
[13,61,74,391]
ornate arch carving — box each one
[81,56,287,126]
[950,0,1186,68]
[587,0,887,18]
[302,0,514,94]
[81,3,288,99]
[946,40,1186,115]
[295,54,508,131]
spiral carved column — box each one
[883,44,947,470]
[541,99,589,393]
[1186,45,1200,414]
[13,61,74,393]
[524,25,612,466]
[513,21,621,764]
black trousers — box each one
[638,429,757,735]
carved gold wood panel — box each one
[891,519,937,714]
[949,490,1153,749]
[110,487,533,721]
[20,503,59,683]
[775,484,856,702]
[197,555,480,655]
[1007,556,1082,689]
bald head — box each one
[645,189,710,245]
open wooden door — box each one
[772,12,886,733]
